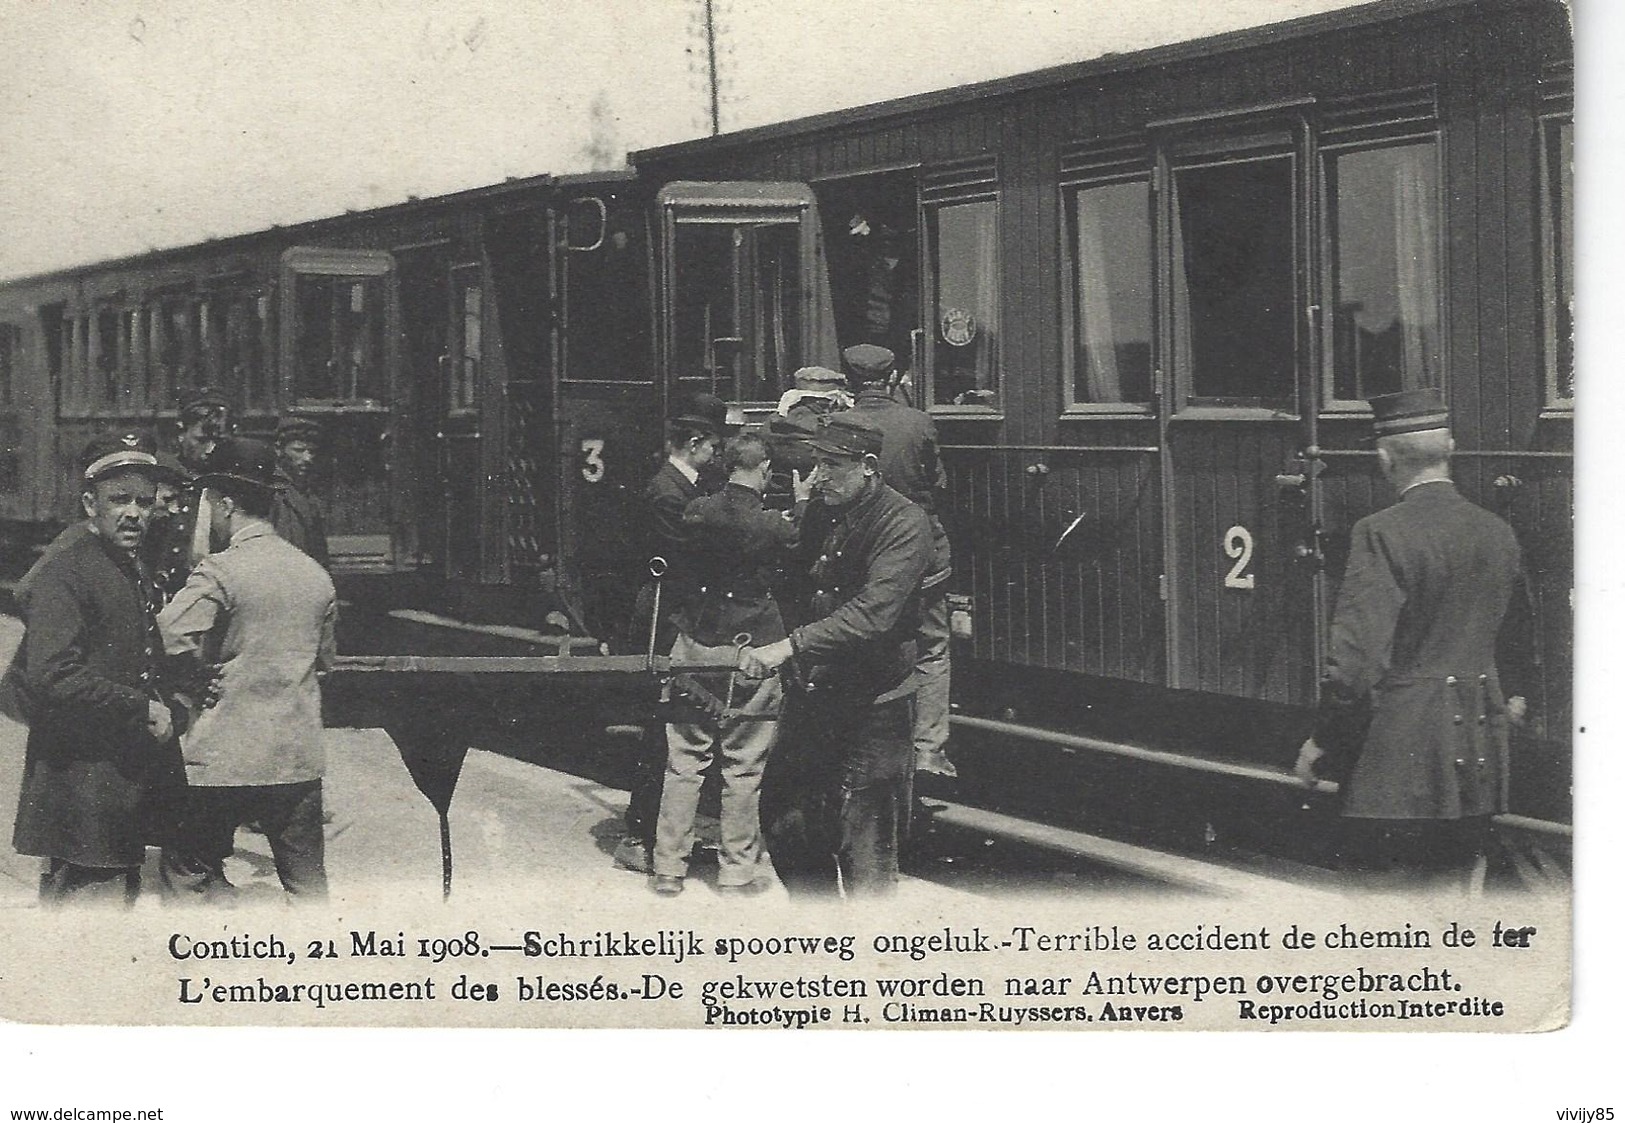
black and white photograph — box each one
[0,0,1607,1117]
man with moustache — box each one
[740,413,933,898]
[269,415,330,569]
[11,432,187,905]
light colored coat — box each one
[158,522,336,787]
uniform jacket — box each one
[12,530,185,867]
[789,479,933,706]
[678,482,803,647]
[851,388,952,581]
[158,522,337,788]
[1313,481,1522,820]
[270,475,331,570]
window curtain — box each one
[1392,147,1440,390]
[1073,190,1123,403]
[972,203,998,394]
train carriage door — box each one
[279,248,402,572]
[553,180,656,644]
[655,182,837,416]
[1152,110,1320,707]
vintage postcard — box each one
[0,0,1579,1084]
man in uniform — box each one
[844,343,956,778]
[152,387,233,599]
[612,393,725,874]
[740,413,933,897]
[158,437,337,902]
[1293,388,1525,890]
[269,414,330,569]
[650,432,812,896]
[11,432,186,905]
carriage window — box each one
[1543,118,1574,408]
[221,291,273,412]
[1325,142,1441,404]
[563,203,650,384]
[1172,156,1295,408]
[927,199,999,409]
[292,274,387,403]
[1064,179,1153,407]
[94,307,124,409]
[450,272,481,413]
[148,296,196,405]
[671,220,803,403]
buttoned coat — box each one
[1313,481,1522,820]
[790,480,933,710]
[158,523,337,788]
[270,475,331,570]
[12,530,185,867]
[678,482,802,647]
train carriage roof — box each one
[0,171,565,291]
[632,0,1565,166]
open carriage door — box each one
[655,182,837,418]
[279,248,404,573]
[1151,106,1321,710]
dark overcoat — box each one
[1314,481,1522,820]
[12,531,186,867]
[270,476,331,570]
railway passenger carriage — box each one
[0,0,1574,851]
[632,0,1574,833]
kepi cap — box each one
[807,413,883,459]
[842,344,896,384]
[81,430,162,483]
[1370,387,1449,437]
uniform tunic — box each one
[1314,481,1522,820]
[12,531,185,868]
[763,479,933,896]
